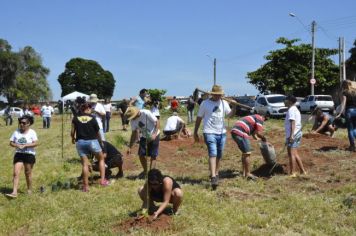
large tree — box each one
[0,40,51,104]
[247,37,339,96]
[346,39,356,81]
[58,58,115,99]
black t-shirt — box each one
[72,114,99,141]
[187,98,195,110]
[118,102,128,114]
[102,141,122,158]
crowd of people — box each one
[4,80,356,219]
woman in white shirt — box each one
[6,115,38,198]
[284,95,306,177]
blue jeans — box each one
[345,108,356,147]
[203,133,227,159]
[187,109,194,123]
[43,117,51,128]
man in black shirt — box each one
[92,141,124,178]
[118,99,129,131]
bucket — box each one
[259,141,276,165]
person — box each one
[91,141,124,179]
[130,88,149,109]
[163,112,187,140]
[311,107,335,137]
[284,95,307,177]
[23,105,33,116]
[71,103,109,192]
[187,95,195,123]
[41,102,54,129]
[6,115,38,198]
[150,99,160,120]
[336,80,356,151]
[231,114,267,180]
[170,96,179,112]
[138,169,183,219]
[89,94,106,141]
[125,107,160,178]
[118,99,129,131]
[103,99,112,133]
[4,105,13,126]
[193,85,236,189]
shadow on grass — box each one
[0,187,13,194]
[252,163,287,178]
[175,176,205,185]
[219,169,241,179]
[316,146,339,152]
[128,206,174,217]
[65,158,81,164]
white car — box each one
[254,94,287,118]
[299,95,335,113]
[0,107,25,117]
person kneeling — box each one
[311,108,335,137]
[163,112,187,140]
[138,169,183,219]
[91,141,124,179]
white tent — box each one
[61,91,89,102]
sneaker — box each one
[100,179,110,186]
[211,176,218,190]
[5,193,17,198]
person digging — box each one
[231,114,267,180]
[162,112,189,140]
[311,107,336,137]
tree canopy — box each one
[346,39,356,81]
[0,39,51,104]
[58,58,115,99]
[247,37,339,96]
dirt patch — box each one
[113,214,172,234]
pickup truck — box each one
[298,95,335,113]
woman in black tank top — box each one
[138,169,183,219]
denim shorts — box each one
[139,134,160,159]
[203,133,227,159]
[76,139,102,157]
[231,133,251,154]
[286,133,302,148]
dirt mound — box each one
[113,214,172,233]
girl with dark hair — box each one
[138,169,183,219]
[6,115,38,198]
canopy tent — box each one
[61,91,89,102]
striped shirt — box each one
[231,115,264,138]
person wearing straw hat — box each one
[89,94,106,141]
[125,106,160,178]
[193,85,236,190]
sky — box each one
[1,0,356,100]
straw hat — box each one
[124,106,140,120]
[210,85,224,95]
[89,94,99,103]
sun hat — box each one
[210,85,224,95]
[124,106,140,120]
[89,94,99,103]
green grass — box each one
[0,114,355,235]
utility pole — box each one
[213,58,216,85]
[339,37,343,84]
[311,21,316,95]
[343,37,346,81]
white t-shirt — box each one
[284,105,302,138]
[41,105,54,117]
[10,129,38,155]
[197,99,231,134]
[164,116,183,131]
[151,106,160,117]
[92,103,105,129]
[103,103,112,113]
[131,110,160,138]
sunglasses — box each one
[19,121,29,125]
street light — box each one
[289,13,316,95]
[206,54,217,85]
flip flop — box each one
[5,193,17,198]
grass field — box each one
[0,113,355,235]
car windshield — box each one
[316,96,332,101]
[267,96,285,103]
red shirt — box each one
[171,99,179,110]
[231,115,264,139]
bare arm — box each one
[71,123,76,144]
[289,120,296,143]
[314,116,329,133]
[194,116,202,142]
[127,129,138,154]
[336,95,346,118]
[227,104,237,118]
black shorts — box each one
[13,152,36,165]
[139,134,160,159]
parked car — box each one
[233,97,255,116]
[0,107,24,118]
[254,94,287,118]
[299,95,335,113]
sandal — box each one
[5,193,17,198]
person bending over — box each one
[163,112,187,140]
[311,107,335,137]
[138,169,183,219]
